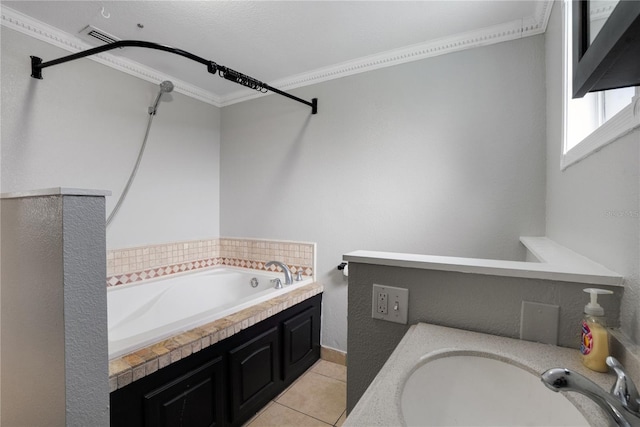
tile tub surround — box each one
[344,323,617,427]
[108,281,324,392]
[107,238,315,286]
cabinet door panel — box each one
[228,326,280,423]
[282,306,320,381]
[143,356,224,427]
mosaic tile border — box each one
[107,258,314,287]
[107,238,315,287]
[108,282,323,391]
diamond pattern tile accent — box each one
[106,239,315,287]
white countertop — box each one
[344,323,614,427]
[343,237,622,286]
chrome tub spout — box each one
[265,260,293,285]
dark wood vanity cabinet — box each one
[143,356,225,427]
[282,305,321,382]
[110,293,321,427]
[228,326,280,423]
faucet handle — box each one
[607,356,640,413]
[271,278,283,289]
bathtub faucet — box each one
[265,261,293,285]
[541,357,640,427]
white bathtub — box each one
[107,267,314,359]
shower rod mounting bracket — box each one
[30,40,318,114]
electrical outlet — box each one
[377,291,388,314]
[372,284,409,324]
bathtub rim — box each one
[107,265,316,360]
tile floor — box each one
[243,360,347,427]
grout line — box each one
[275,372,306,401]
[253,361,346,426]
[310,361,347,383]
[311,370,347,383]
[273,401,334,426]
[274,369,346,426]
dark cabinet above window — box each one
[572,0,640,98]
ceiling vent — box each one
[78,25,120,45]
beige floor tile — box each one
[335,410,347,427]
[311,360,347,382]
[276,371,346,425]
[276,372,304,400]
[246,402,331,427]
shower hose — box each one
[106,111,156,227]
[106,81,173,227]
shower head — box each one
[149,80,173,115]
[159,80,174,93]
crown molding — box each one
[2,2,553,109]
[220,0,554,107]
[1,6,223,107]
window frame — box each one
[561,0,640,170]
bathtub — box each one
[108,267,314,359]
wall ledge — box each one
[1,187,111,199]
[343,238,623,286]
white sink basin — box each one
[401,353,589,426]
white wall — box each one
[1,27,221,249]
[220,35,547,352]
[544,2,640,344]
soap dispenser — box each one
[580,288,613,372]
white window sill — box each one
[561,95,640,170]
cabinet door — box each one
[282,305,320,382]
[228,326,280,424]
[143,356,224,427]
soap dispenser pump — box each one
[580,288,613,372]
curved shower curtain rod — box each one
[30,40,318,114]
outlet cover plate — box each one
[372,284,409,324]
[520,301,559,345]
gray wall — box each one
[1,193,109,425]
[544,2,640,343]
[346,262,622,411]
[220,35,547,352]
[1,27,221,250]
[1,196,65,424]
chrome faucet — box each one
[608,357,640,414]
[265,260,293,285]
[541,357,640,427]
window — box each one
[562,0,639,169]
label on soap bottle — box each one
[580,320,593,355]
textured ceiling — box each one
[3,1,549,105]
